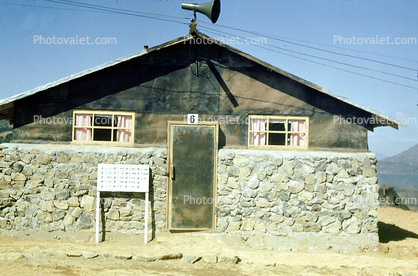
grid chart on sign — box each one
[97,164,149,192]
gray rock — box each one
[298,191,313,202]
[342,217,361,234]
[265,191,278,201]
[239,167,252,180]
[38,155,52,165]
[66,252,82,257]
[133,255,156,262]
[77,213,93,229]
[63,214,75,227]
[55,190,69,200]
[257,171,267,181]
[226,222,241,232]
[54,200,68,210]
[289,181,304,194]
[285,165,293,177]
[56,152,69,163]
[326,163,340,174]
[83,252,99,259]
[153,157,165,167]
[240,198,253,207]
[157,253,182,260]
[274,158,283,167]
[363,167,377,177]
[218,253,239,264]
[40,200,54,212]
[80,195,95,212]
[52,210,65,221]
[217,218,228,232]
[270,172,288,183]
[184,255,202,264]
[241,219,255,231]
[11,162,24,172]
[242,189,257,198]
[304,221,321,232]
[314,160,327,171]
[202,254,218,263]
[256,198,269,208]
[277,224,292,236]
[248,180,259,190]
[11,172,26,182]
[322,221,342,234]
[305,174,315,185]
[115,254,132,260]
[227,178,239,189]
[227,167,239,177]
[278,191,290,201]
[233,157,250,167]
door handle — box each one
[170,165,175,180]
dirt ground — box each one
[1,207,418,276]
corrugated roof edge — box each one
[0,32,404,128]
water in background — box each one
[377,174,418,189]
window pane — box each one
[288,133,305,146]
[94,129,112,141]
[114,115,133,128]
[268,133,286,145]
[269,120,285,131]
[249,132,266,145]
[113,129,132,142]
[250,118,266,131]
[289,120,305,132]
[94,115,112,127]
[74,128,92,141]
[75,114,91,126]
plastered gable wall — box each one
[13,41,369,150]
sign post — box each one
[96,164,150,244]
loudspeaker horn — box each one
[181,0,221,23]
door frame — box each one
[166,121,218,231]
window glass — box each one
[249,116,307,147]
[269,119,285,131]
[73,111,134,144]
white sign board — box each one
[187,114,198,124]
[97,164,149,192]
[96,164,150,244]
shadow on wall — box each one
[378,221,418,243]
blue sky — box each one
[1,0,417,157]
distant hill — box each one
[375,153,388,161]
[378,144,418,174]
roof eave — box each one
[0,32,404,130]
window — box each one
[72,110,134,146]
[248,115,308,148]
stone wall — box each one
[0,144,167,238]
[215,149,379,253]
[0,143,380,252]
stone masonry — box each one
[0,144,380,252]
[0,144,167,236]
[215,149,379,253]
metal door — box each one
[167,123,217,230]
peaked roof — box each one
[0,32,404,129]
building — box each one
[0,31,401,252]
